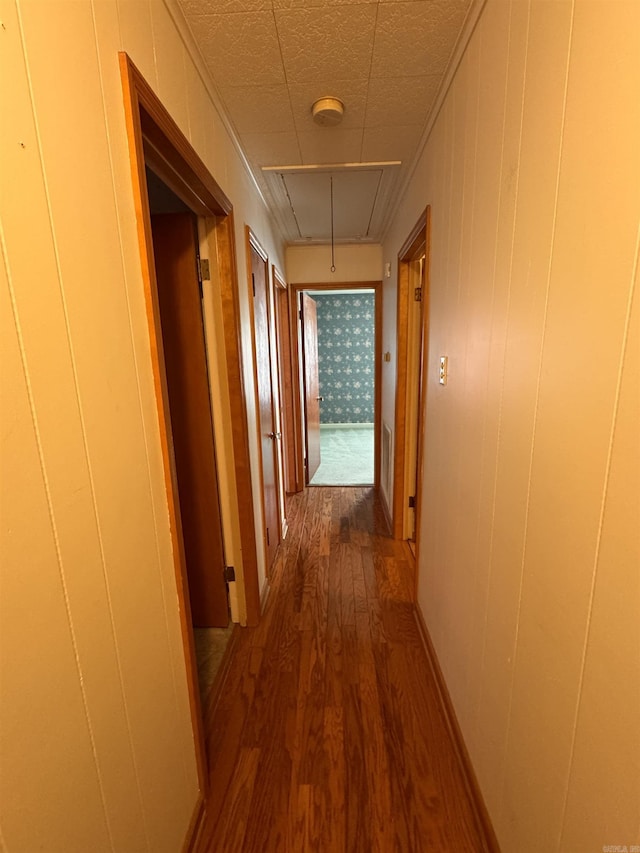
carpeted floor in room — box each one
[309,424,374,486]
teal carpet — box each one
[309,425,374,486]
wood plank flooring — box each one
[196,487,486,852]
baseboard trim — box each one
[182,793,205,852]
[380,487,393,536]
[413,605,501,853]
[260,576,271,612]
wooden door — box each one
[301,293,321,482]
[250,243,280,570]
[275,282,296,495]
[405,257,426,548]
[151,212,229,627]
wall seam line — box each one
[473,1,513,757]
[1,230,114,852]
[11,3,121,846]
[557,219,640,847]
[498,0,574,841]
[494,0,531,829]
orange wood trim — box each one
[380,485,393,536]
[392,259,410,539]
[413,604,501,853]
[244,226,271,580]
[119,63,261,827]
[119,55,231,216]
[266,266,285,543]
[289,290,305,492]
[413,208,432,595]
[119,52,209,797]
[393,210,428,540]
[273,268,297,495]
[182,795,206,853]
[260,575,271,612]
[373,282,382,489]
[290,280,382,291]
[398,208,428,261]
[211,214,261,626]
[289,281,383,492]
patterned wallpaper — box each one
[314,292,375,424]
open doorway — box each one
[120,53,262,800]
[393,209,430,566]
[290,281,382,490]
[146,171,234,704]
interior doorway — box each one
[246,229,282,574]
[393,209,430,564]
[273,268,297,501]
[146,178,235,706]
[289,281,382,490]
[120,53,262,801]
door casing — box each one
[393,209,431,590]
[273,267,296,501]
[151,211,229,627]
[119,53,262,802]
[289,280,383,492]
[301,293,322,484]
[245,228,283,576]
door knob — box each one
[316,396,324,401]
[268,432,281,439]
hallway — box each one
[195,488,487,852]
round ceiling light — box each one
[311,97,345,127]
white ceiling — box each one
[178,0,473,244]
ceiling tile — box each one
[361,124,422,162]
[219,85,295,133]
[371,1,470,78]
[297,127,364,164]
[275,6,377,83]
[288,79,369,132]
[364,74,441,128]
[179,0,272,15]
[193,12,285,86]
[241,131,302,166]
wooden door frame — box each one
[119,53,261,799]
[393,209,431,582]
[273,266,296,501]
[289,281,383,492]
[244,227,284,577]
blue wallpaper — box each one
[315,292,375,424]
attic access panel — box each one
[261,162,401,244]
[282,170,382,241]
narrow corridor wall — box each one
[0,0,284,850]
[382,1,640,850]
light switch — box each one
[439,356,448,385]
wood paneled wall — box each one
[382,1,640,850]
[1,0,284,850]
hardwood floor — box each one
[196,487,487,852]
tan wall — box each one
[286,243,382,284]
[0,0,284,850]
[382,1,640,850]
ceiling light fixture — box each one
[312,97,344,127]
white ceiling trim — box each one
[379,0,489,243]
[161,0,272,215]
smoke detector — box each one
[311,97,345,127]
